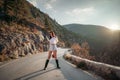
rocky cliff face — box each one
[0,0,82,61]
[0,20,47,61]
[0,0,55,61]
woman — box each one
[44,31,60,70]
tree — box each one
[71,43,81,55]
[44,15,52,31]
[71,42,94,60]
[81,41,90,51]
[3,0,17,23]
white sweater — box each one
[49,37,58,44]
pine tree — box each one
[44,15,52,31]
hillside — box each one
[64,24,113,42]
[0,0,82,61]
[64,23,120,66]
[64,24,119,53]
[97,42,120,66]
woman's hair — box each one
[50,31,55,37]
[50,31,55,38]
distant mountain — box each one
[64,24,111,41]
[63,24,119,54]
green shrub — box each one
[77,61,88,70]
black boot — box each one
[56,59,60,69]
[44,59,49,70]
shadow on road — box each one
[15,68,56,80]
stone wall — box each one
[63,51,120,80]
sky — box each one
[27,0,120,30]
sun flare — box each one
[107,24,120,31]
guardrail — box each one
[63,52,120,80]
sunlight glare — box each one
[108,24,120,31]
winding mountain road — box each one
[0,48,103,80]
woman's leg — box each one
[48,51,52,59]
[53,50,57,59]
[53,50,60,69]
[44,51,52,70]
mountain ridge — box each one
[63,23,115,47]
[63,23,120,54]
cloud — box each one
[28,0,57,13]
[64,7,96,24]
[50,0,57,3]
[82,7,95,13]
[28,0,56,9]
[44,0,56,9]
[44,0,57,12]
[45,3,53,9]
[65,7,95,16]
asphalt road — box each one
[0,48,103,80]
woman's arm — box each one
[56,36,59,43]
